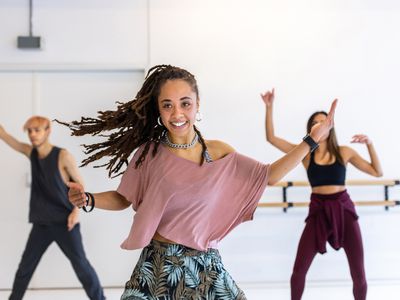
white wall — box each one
[0,0,148,66]
[0,0,400,292]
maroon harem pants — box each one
[290,190,367,300]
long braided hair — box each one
[57,65,208,177]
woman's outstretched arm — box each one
[344,134,383,177]
[68,182,131,211]
[261,88,297,153]
[268,99,337,185]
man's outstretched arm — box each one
[0,124,32,157]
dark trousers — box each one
[9,223,105,300]
[290,212,367,300]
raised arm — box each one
[68,182,131,211]
[344,135,383,177]
[0,124,31,157]
[261,89,297,153]
[268,99,337,185]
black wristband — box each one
[303,134,319,152]
[82,192,95,213]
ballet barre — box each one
[260,179,400,212]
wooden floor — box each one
[1,280,399,299]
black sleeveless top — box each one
[307,152,346,187]
[29,147,73,224]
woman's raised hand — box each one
[309,99,338,143]
[351,134,372,145]
[260,88,275,107]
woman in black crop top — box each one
[262,89,382,300]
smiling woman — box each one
[59,64,337,299]
[158,79,198,135]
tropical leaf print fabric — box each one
[121,240,246,300]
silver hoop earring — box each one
[195,111,202,122]
[157,116,163,126]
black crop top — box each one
[307,152,346,187]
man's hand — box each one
[67,208,79,231]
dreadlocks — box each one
[56,64,208,177]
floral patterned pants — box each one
[121,240,247,300]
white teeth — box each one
[172,121,186,127]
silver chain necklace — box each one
[162,132,198,149]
